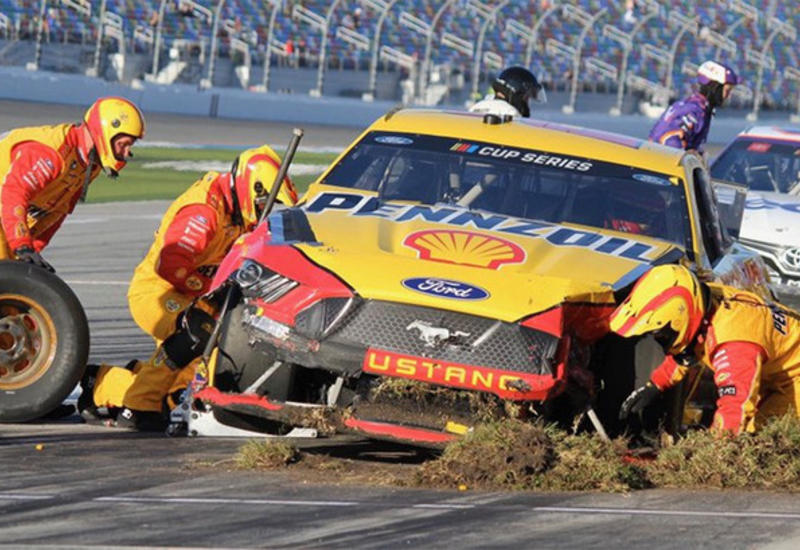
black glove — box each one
[619,381,661,420]
[14,246,55,273]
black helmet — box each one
[492,66,546,117]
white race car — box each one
[711,126,800,297]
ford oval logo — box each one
[402,277,489,300]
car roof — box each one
[737,126,800,143]
[366,109,686,175]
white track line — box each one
[531,506,800,520]
[95,496,358,507]
[4,494,800,519]
[63,280,129,286]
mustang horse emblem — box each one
[406,320,471,348]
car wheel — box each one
[0,261,89,422]
[213,302,294,400]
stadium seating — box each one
[0,0,797,109]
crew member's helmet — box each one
[83,96,146,175]
[491,66,546,118]
[231,145,299,229]
[696,60,739,107]
[696,60,739,86]
[609,264,707,355]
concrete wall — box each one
[0,65,794,143]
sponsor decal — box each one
[374,135,414,145]
[362,348,553,399]
[402,277,489,300]
[403,229,526,269]
[770,305,788,335]
[718,385,737,397]
[185,276,204,291]
[306,192,660,262]
[747,142,772,153]
[745,197,800,213]
[165,299,182,313]
[175,267,188,279]
[450,141,593,171]
[632,173,671,185]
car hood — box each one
[742,191,800,246]
[280,193,682,322]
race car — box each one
[182,110,771,443]
[710,126,800,299]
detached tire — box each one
[0,261,89,422]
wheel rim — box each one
[0,293,57,390]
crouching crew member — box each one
[610,264,800,434]
[81,145,298,430]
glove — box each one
[619,382,661,420]
[14,246,55,273]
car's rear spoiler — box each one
[712,178,748,239]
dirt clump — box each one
[416,419,644,492]
[235,440,300,469]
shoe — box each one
[114,407,168,432]
[77,364,101,423]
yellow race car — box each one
[182,110,771,442]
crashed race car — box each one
[178,110,771,443]
[710,126,800,300]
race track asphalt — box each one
[2,102,800,550]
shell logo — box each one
[403,229,526,270]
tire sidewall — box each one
[0,261,90,422]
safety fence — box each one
[0,0,798,120]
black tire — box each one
[213,302,294,400]
[0,260,89,422]
[592,333,666,437]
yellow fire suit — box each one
[0,123,99,256]
[92,171,245,412]
[649,284,800,433]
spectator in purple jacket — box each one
[648,60,739,153]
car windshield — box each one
[321,132,690,247]
[711,139,800,194]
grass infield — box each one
[85,147,339,203]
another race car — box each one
[180,110,771,443]
[711,126,800,300]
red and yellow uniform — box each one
[93,171,245,412]
[0,123,99,256]
[90,144,298,417]
[0,96,144,268]
[648,285,800,433]
[129,171,244,341]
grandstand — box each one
[0,0,797,115]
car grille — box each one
[323,300,559,376]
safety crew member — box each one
[0,96,145,271]
[609,264,800,434]
[469,66,546,119]
[648,60,738,153]
[81,145,298,430]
